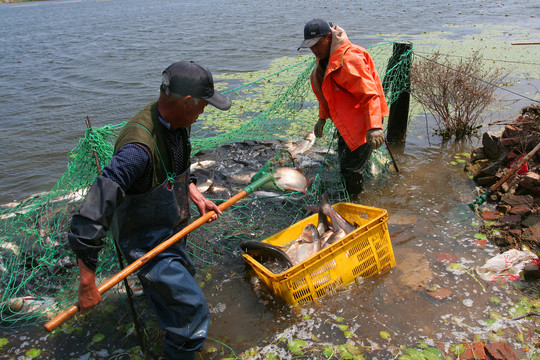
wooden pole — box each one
[385,42,413,143]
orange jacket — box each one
[310,26,389,151]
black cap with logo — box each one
[161,61,231,110]
[298,19,331,50]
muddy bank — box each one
[465,104,540,262]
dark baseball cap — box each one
[298,19,331,50]
[161,61,231,110]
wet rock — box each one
[475,175,497,187]
[508,228,522,238]
[508,204,532,216]
[395,248,433,289]
[501,124,521,139]
[470,147,488,162]
[522,214,540,228]
[436,252,458,264]
[426,286,452,300]
[495,204,511,214]
[498,214,522,225]
[519,171,540,195]
[465,104,540,257]
[464,158,489,176]
[482,131,504,161]
[522,228,540,242]
[501,194,534,206]
[473,161,500,180]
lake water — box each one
[1,0,540,359]
[0,0,538,203]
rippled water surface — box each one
[1,0,539,359]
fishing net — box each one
[0,41,412,326]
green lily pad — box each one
[288,339,307,354]
[424,347,444,360]
[323,346,335,358]
[450,343,465,355]
[474,233,487,240]
[92,333,105,343]
[25,348,42,358]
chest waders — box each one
[111,165,208,359]
[111,169,209,359]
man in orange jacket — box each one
[299,19,389,196]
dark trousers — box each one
[337,133,373,195]
[135,241,209,360]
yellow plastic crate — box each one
[242,202,395,305]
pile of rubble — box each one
[465,104,540,256]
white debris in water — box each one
[463,299,474,307]
[96,349,109,357]
[209,302,226,313]
[77,353,91,360]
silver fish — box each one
[322,228,346,249]
[319,229,334,248]
[266,167,309,194]
[319,192,356,234]
[1,296,58,320]
[289,132,316,158]
[285,223,321,266]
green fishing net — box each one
[0,41,412,326]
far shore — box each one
[1,0,53,4]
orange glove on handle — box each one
[366,128,385,149]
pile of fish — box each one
[240,192,358,273]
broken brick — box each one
[508,204,532,216]
[499,214,522,225]
[426,287,452,300]
[460,342,487,360]
[480,210,500,221]
[473,239,488,248]
[485,342,518,360]
[437,252,458,264]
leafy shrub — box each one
[411,51,507,139]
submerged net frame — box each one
[0,41,412,326]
